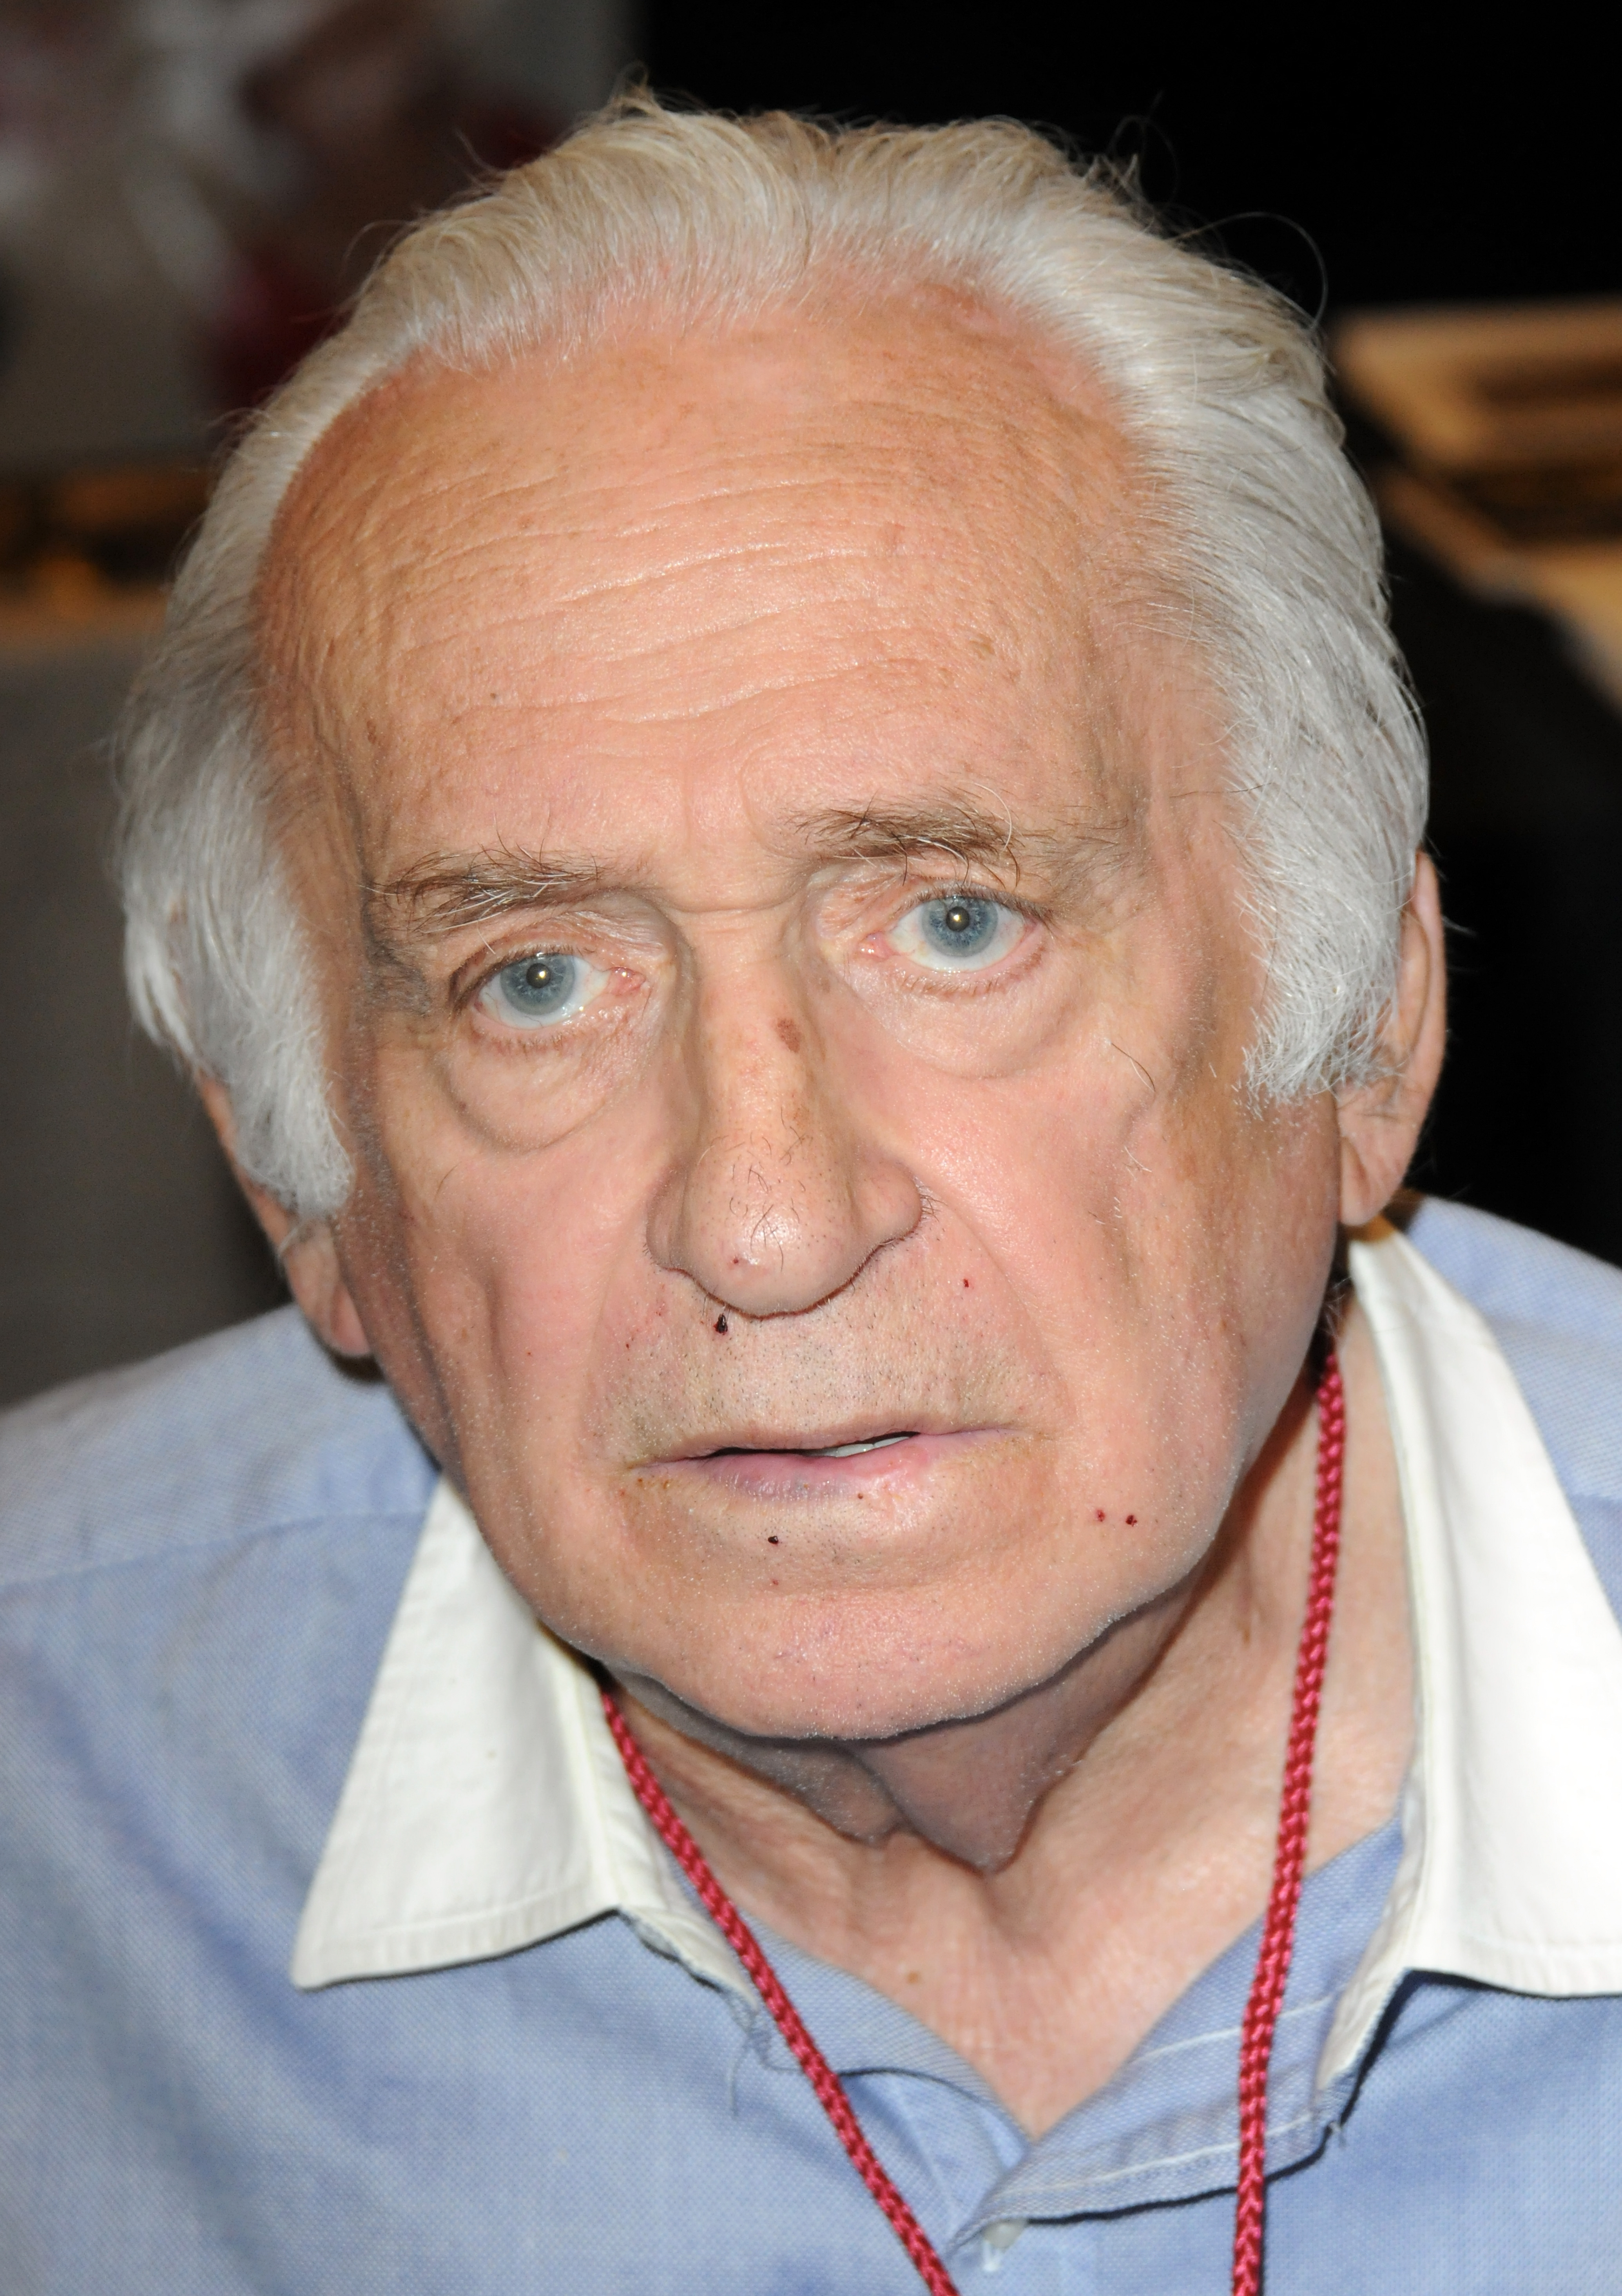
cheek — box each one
[915,1039,1331,1482]
[337,1068,665,1482]
[1113,1085,1341,1479]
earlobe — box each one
[1336,852,1448,1228]
[195,1074,373,1359]
[269,1219,373,1359]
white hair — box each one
[118,92,1426,1219]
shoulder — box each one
[0,1306,435,1591]
[1404,1196,1622,1365]
[1405,1194,1622,1591]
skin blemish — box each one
[1096,1509,1106,1521]
[714,1314,729,1334]
[1126,1514,1138,1525]
[774,1016,802,1053]
[768,1535,780,1545]
[963,1277,971,1288]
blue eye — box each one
[888,895,1024,973]
[924,898,998,957]
[480,952,605,1028]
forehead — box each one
[257,293,1157,879]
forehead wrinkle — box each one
[360,506,1078,645]
[266,372,1137,764]
[257,301,1167,908]
[351,588,1045,743]
[551,423,1100,540]
[348,411,1086,572]
[304,515,1066,742]
[344,368,1095,525]
[264,282,1144,587]
[298,377,1124,655]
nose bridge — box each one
[649,951,921,1317]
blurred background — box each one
[2,2,1618,1405]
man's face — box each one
[261,292,1341,1747]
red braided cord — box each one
[1231,1349,1347,2296]
[601,1692,962,2296]
[603,1345,1345,2296]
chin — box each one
[619,1584,1104,1748]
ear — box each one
[1336,852,1447,1227]
[196,1074,372,1359]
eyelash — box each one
[879,884,1043,967]
[892,880,1040,921]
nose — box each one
[648,977,923,1318]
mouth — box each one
[708,1430,917,1461]
[638,1424,993,1497]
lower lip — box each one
[647,1429,991,1498]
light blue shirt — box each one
[5,1199,1622,2292]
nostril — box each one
[648,1066,924,1316]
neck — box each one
[614,1300,1411,2132]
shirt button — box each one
[980,2219,1026,2273]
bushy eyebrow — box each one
[362,846,605,1002]
[364,795,1133,982]
[799,801,1024,878]
[368,846,603,938]
[794,797,1136,895]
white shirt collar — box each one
[292,1224,1622,2083]
[289,1470,747,1998]
[1323,1223,1622,2077]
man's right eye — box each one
[478,953,607,1029]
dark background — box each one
[645,11,1618,315]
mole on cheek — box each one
[774,1017,802,1054]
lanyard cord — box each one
[1232,1346,1346,2294]
[603,1346,1346,2296]
[601,1694,959,2295]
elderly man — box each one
[5,96,1622,2296]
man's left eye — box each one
[886,895,1026,973]
[479,952,608,1028]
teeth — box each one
[804,1432,913,1458]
